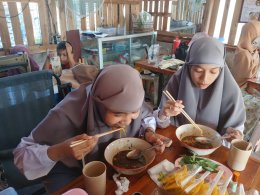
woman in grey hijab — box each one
[155,37,246,142]
[14,65,170,193]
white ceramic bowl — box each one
[104,137,156,175]
[176,124,222,156]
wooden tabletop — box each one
[134,59,176,75]
[53,126,260,195]
[247,78,260,90]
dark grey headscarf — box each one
[33,65,152,167]
[161,37,246,135]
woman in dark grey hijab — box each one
[14,65,169,193]
[156,37,246,141]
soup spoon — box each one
[194,135,230,144]
[126,139,172,160]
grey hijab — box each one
[33,65,151,167]
[161,37,246,134]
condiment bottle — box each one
[172,37,181,55]
[229,171,240,193]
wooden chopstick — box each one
[163,90,204,135]
[70,128,124,148]
[96,128,124,138]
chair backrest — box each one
[66,29,81,63]
[0,70,55,152]
[0,70,56,190]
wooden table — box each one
[134,59,176,106]
[247,78,260,90]
[53,126,260,195]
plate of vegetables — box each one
[175,155,232,182]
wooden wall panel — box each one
[81,17,87,30]
[8,2,23,45]
[38,0,49,45]
[49,0,58,34]
[58,0,66,40]
[125,4,130,31]
[201,0,214,33]
[208,0,220,36]
[163,0,170,31]
[0,2,11,50]
[22,2,34,46]
[119,4,125,28]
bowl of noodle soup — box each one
[176,124,222,156]
[104,137,156,175]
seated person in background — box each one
[154,37,246,145]
[13,65,170,193]
[7,45,40,76]
[228,21,260,146]
[229,20,260,87]
[43,41,77,70]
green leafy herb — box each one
[157,172,167,181]
[180,155,219,173]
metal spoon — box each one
[126,139,171,160]
[195,135,230,144]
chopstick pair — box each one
[163,90,204,135]
[70,128,124,148]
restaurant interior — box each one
[0,0,260,194]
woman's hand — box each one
[48,134,98,161]
[144,128,172,153]
[158,100,184,120]
[224,127,243,142]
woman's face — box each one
[104,110,140,129]
[58,49,69,65]
[190,64,221,89]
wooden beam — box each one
[0,0,38,2]
[208,0,220,36]
[158,0,164,30]
[96,9,101,28]
[58,0,66,40]
[143,0,148,11]
[22,2,34,46]
[157,30,192,43]
[66,9,75,30]
[0,2,11,50]
[104,0,140,4]
[38,0,49,45]
[163,0,170,31]
[153,0,159,30]
[81,17,87,30]
[103,3,108,26]
[125,4,130,31]
[8,2,23,45]
[49,0,58,34]
[228,0,243,45]
[119,4,125,27]
[113,4,118,27]
[201,0,214,33]
[28,44,57,54]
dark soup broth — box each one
[113,150,146,169]
[182,136,213,149]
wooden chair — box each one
[66,29,82,64]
